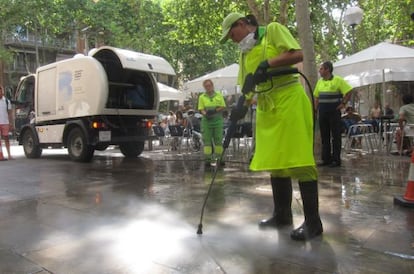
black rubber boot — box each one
[259,177,293,228]
[290,181,323,241]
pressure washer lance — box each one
[196,67,304,235]
[196,75,252,235]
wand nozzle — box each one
[197,224,203,235]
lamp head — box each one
[344,6,364,27]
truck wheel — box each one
[22,130,42,158]
[119,141,145,158]
[67,128,94,162]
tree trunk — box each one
[295,0,317,91]
[279,0,289,25]
[246,0,270,24]
[295,0,320,158]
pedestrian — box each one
[0,85,13,160]
[185,109,202,151]
[185,109,201,132]
[369,102,382,132]
[175,110,185,126]
[342,106,362,148]
[369,102,382,120]
[167,111,176,126]
[220,12,322,241]
[314,61,353,168]
[198,79,226,167]
[394,94,414,155]
[384,103,394,117]
[342,106,362,130]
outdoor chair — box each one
[182,119,202,152]
[227,122,254,160]
[168,125,185,152]
[152,125,167,147]
[398,123,414,156]
[343,123,379,154]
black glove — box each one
[205,109,216,119]
[230,106,248,122]
[253,60,270,84]
[241,74,256,95]
[206,109,216,116]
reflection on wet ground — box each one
[1,144,414,273]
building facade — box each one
[1,32,79,99]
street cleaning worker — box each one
[220,12,322,241]
[314,61,353,167]
[198,79,226,167]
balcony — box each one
[3,33,76,52]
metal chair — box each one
[343,123,378,153]
[227,122,253,159]
[152,125,167,147]
[378,116,396,153]
[183,119,202,152]
[398,123,414,156]
[383,122,399,154]
[168,125,185,152]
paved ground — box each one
[1,140,414,273]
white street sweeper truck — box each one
[14,46,175,162]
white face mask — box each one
[238,32,256,53]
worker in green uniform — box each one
[314,61,353,167]
[198,79,226,167]
[220,12,322,241]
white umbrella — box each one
[184,63,239,94]
[334,42,414,152]
[334,42,414,87]
[157,83,185,102]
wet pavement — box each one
[1,140,414,273]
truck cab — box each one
[14,46,175,162]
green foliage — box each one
[357,0,414,48]
[160,0,242,81]
[0,47,13,65]
[1,0,414,86]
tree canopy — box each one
[1,0,414,86]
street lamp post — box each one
[344,6,363,111]
[344,6,364,54]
